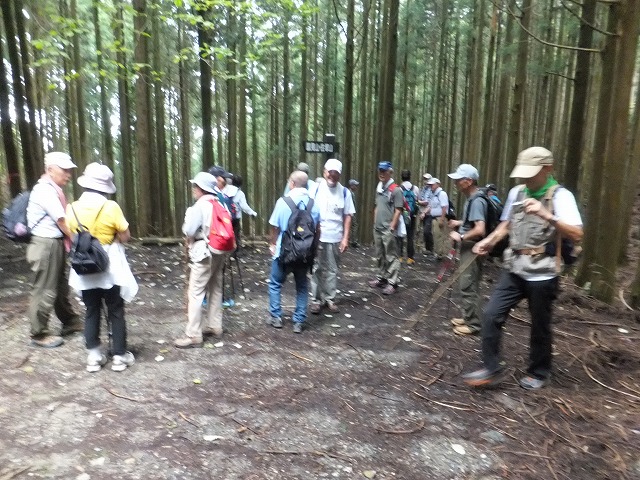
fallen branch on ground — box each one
[375,419,425,434]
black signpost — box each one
[303,133,339,161]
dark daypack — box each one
[540,184,581,267]
[69,204,110,275]
[446,201,456,220]
[3,191,46,243]
[464,191,507,257]
[279,197,317,270]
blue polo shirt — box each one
[269,187,320,258]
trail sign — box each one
[303,141,339,154]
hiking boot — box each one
[450,318,466,326]
[293,322,303,334]
[267,317,283,329]
[406,258,415,266]
[453,324,479,335]
[368,278,387,288]
[310,302,322,315]
[174,336,204,349]
[381,284,398,295]
[86,351,107,373]
[325,301,339,313]
[463,367,507,388]
[222,299,235,308]
[203,327,223,338]
[60,321,84,336]
[31,335,64,348]
[111,352,135,372]
[399,257,405,264]
[519,375,550,390]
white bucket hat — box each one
[77,162,116,194]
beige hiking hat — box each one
[510,147,554,179]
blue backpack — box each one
[401,185,418,216]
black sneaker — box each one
[293,322,303,334]
[267,317,283,328]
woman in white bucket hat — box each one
[66,162,138,373]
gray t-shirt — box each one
[459,191,488,236]
[375,182,404,231]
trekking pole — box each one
[385,252,478,351]
[436,241,459,283]
[234,255,247,298]
[227,255,236,299]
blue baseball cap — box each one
[377,161,393,171]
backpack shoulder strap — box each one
[283,196,297,213]
[306,198,314,211]
[70,203,87,233]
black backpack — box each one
[464,191,507,257]
[2,191,46,243]
[69,204,110,275]
[279,197,317,270]
[446,201,456,220]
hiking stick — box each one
[384,252,478,351]
[436,247,457,283]
[234,255,247,298]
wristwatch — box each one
[460,234,465,241]
[550,215,560,225]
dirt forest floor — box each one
[0,230,639,480]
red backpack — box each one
[207,198,236,253]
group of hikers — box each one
[16,146,583,390]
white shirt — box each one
[27,179,65,238]
[310,179,356,243]
[429,187,449,217]
[183,194,217,262]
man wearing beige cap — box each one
[26,152,82,348]
[463,146,583,390]
[309,158,355,314]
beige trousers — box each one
[186,254,227,338]
[27,236,79,337]
[432,218,450,257]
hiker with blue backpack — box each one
[267,170,321,333]
[396,170,420,265]
[309,159,355,315]
[464,147,583,390]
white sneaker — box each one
[86,351,107,373]
[111,351,135,372]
